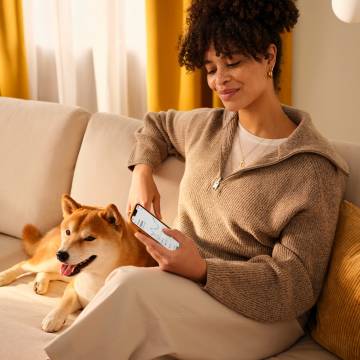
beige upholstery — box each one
[332,141,360,207]
[267,336,340,359]
[0,233,25,272]
[0,97,90,238]
[0,99,358,359]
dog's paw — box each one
[42,309,67,333]
[0,272,14,286]
[34,279,49,295]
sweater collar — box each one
[222,105,350,176]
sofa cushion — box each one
[70,112,184,225]
[0,97,90,238]
[267,334,339,360]
[332,141,360,207]
[310,200,360,360]
[0,233,26,271]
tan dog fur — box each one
[0,195,156,332]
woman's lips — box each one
[218,89,239,101]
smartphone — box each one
[130,203,180,251]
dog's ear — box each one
[100,204,123,227]
[62,194,81,217]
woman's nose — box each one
[215,67,230,87]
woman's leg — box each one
[44,266,304,360]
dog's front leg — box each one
[34,271,71,295]
[42,281,82,332]
[0,261,30,286]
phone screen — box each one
[131,204,180,251]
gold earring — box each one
[266,68,273,79]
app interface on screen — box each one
[132,206,180,250]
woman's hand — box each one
[126,164,162,219]
[135,228,207,284]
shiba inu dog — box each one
[0,195,156,332]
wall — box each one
[292,0,360,144]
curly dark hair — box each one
[178,0,299,92]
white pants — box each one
[44,266,304,360]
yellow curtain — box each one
[0,0,29,98]
[146,0,203,112]
[146,0,292,112]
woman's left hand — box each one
[135,228,207,283]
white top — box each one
[224,121,288,177]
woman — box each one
[45,1,349,359]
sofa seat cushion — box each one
[0,97,90,238]
[267,334,339,359]
[0,233,76,360]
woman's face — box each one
[204,45,275,111]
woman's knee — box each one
[104,265,185,304]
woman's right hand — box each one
[126,164,162,219]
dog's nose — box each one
[56,250,69,262]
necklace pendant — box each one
[212,177,221,190]
[240,160,246,168]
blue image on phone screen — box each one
[131,205,180,251]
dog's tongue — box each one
[60,263,76,276]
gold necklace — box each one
[212,123,266,190]
[238,124,266,168]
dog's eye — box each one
[66,230,71,236]
[84,236,96,241]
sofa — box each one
[0,96,359,360]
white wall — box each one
[293,0,360,144]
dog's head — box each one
[57,194,125,277]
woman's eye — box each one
[84,236,96,241]
[206,68,216,75]
[227,60,241,67]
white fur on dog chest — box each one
[74,273,104,307]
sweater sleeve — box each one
[201,159,348,323]
[127,108,210,171]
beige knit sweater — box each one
[128,105,349,325]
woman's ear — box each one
[265,43,277,65]
[62,194,81,217]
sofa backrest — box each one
[332,141,360,207]
[0,97,90,238]
[70,112,184,226]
